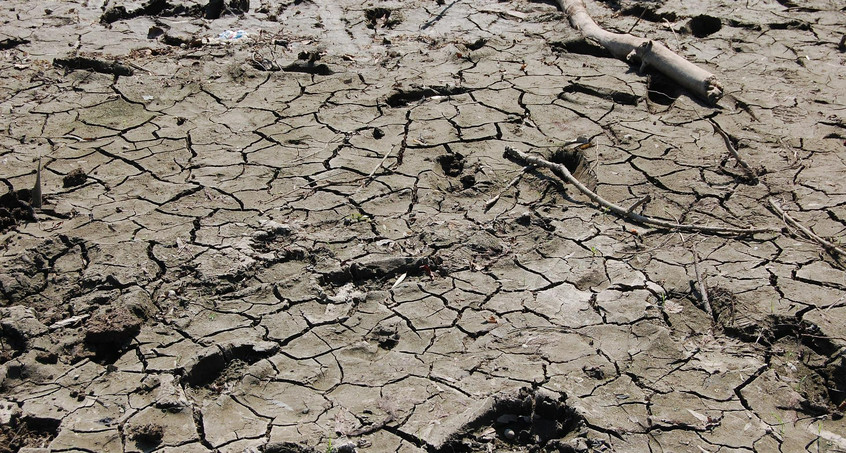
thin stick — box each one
[505,146,775,235]
[708,119,757,181]
[768,198,846,257]
[626,195,651,214]
[692,245,714,322]
[484,166,531,212]
[362,149,394,186]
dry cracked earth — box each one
[1,0,845,452]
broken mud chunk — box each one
[372,127,385,139]
[0,306,48,350]
[53,57,133,77]
[62,169,87,188]
[84,307,142,363]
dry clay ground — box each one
[1,0,845,452]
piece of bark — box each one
[557,0,723,104]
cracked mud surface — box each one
[1,0,846,452]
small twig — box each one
[484,166,531,212]
[768,198,846,257]
[504,146,776,235]
[692,245,714,322]
[362,149,394,187]
[626,7,648,34]
[708,119,758,182]
[625,195,651,214]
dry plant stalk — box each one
[692,246,714,322]
[505,146,774,235]
[557,0,723,104]
[769,198,846,258]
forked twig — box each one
[504,146,775,235]
[768,198,846,257]
[484,165,531,212]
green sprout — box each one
[347,212,371,223]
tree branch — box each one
[557,0,723,104]
[504,146,775,235]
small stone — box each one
[503,428,515,439]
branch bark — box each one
[557,0,723,105]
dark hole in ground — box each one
[282,61,334,75]
[560,83,640,106]
[549,145,598,192]
[53,57,134,77]
[620,5,678,23]
[646,72,680,105]
[184,341,278,387]
[550,40,611,59]
[0,414,61,453]
[687,15,722,38]
[433,388,583,452]
[0,190,36,232]
[438,153,465,177]
[769,20,812,31]
[386,85,470,108]
[365,7,403,29]
[319,256,442,287]
[0,38,29,50]
[464,38,487,51]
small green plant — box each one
[590,246,601,257]
[325,439,334,453]
[347,212,371,223]
[771,412,786,437]
[208,313,217,321]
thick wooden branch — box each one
[505,146,775,235]
[557,0,723,104]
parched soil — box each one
[1,0,845,452]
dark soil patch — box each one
[365,7,403,29]
[128,422,165,448]
[434,388,583,452]
[0,190,36,232]
[84,307,142,363]
[62,169,87,188]
[438,153,465,177]
[0,415,60,453]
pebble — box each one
[503,428,515,439]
